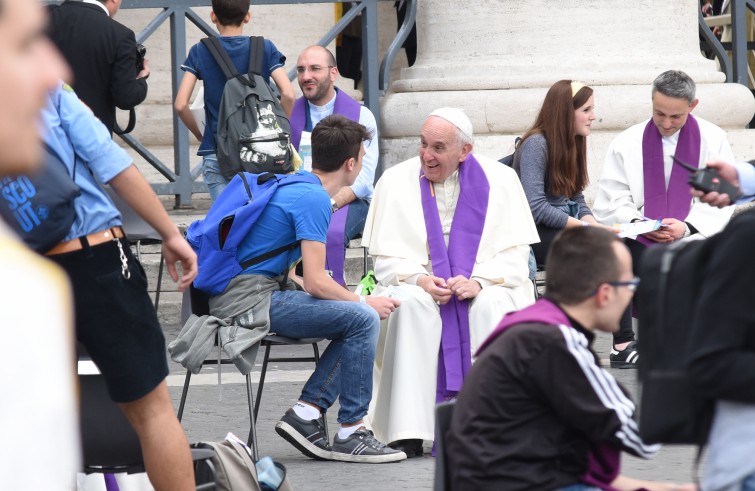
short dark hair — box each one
[545,227,623,305]
[211,0,249,27]
[311,114,372,173]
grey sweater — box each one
[515,134,592,228]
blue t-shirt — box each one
[40,82,132,240]
[181,37,286,155]
[237,171,330,277]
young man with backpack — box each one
[177,114,405,463]
[174,0,295,201]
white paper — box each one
[617,219,663,238]
[299,131,313,171]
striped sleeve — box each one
[532,324,660,459]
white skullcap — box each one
[428,107,474,141]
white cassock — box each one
[362,155,540,443]
[592,117,735,236]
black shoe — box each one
[330,428,407,463]
[610,340,639,369]
[388,439,424,458]
[275,408,331,460]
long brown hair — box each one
[516,80,592,197]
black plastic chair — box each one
[105,187,165,312]
[176,285,327,461]
[78,353,216,489]
[433,401,456,491]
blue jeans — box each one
[557,485,601,491]
[268,290,380,424]
[743,473,755,490]
[202,154,230,202]
[343,199,370,246]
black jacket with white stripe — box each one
[446,315,659,491]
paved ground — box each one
[161,318,701,490]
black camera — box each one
[136,44,146,72]
[671,155,741,203]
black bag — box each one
[637,237,717,445]
[192,438,293,491]
[498,137,522,167]
[0,143,80,253]
[202,36,293,180]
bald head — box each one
[296,45,338,106]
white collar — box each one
[80,0,110,17]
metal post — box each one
[361,0,382,180]
[170,7,194,208]
[731,0,750,86]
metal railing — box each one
[110,0,415,207]
[699,0,755,86]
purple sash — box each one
[290,88,363,150]
[291,88,363,284]
[420,155,489,401]
[477,298,622,491]
[638,114,701,246]
[326,204,349,286]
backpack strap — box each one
[239,240,300,270]
[201,36,256,89]
[248,36,265,76]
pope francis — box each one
[362,108,539,456]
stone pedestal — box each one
[380,0,755,202]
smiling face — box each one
[652,92,698,137]
[419,116,471,183]
[296,46,337,107]
[0,0,68,175]
[573,95,596,137]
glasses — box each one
[295,65,335,75]
[606,276,641,292]
[590,276,640,296]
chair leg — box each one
[177,371,192,422]
[245,374,259,461]
[310,342,329,444]
[254,343,272,420]
[154,252,164,313]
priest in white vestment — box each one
[592,69,735,370]
[362,108,539,455]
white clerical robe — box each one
[592,117,735,237]
[362,154,540,444]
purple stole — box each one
[290,89,363,286]
[477,298,623,491]
[420,155,489,402]
[637,115,701,246]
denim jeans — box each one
[743,473,755,490]
[268,290,380,424]
[556,485,601,491]
[343,199,370,246]
[528,200,580,280]
[202,154,231,203]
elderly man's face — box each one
[651,92,698,138]
[0,0,68,175]
[419,116,471,183]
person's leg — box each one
[741,473,755,491]
[611,238,644,367]
[343,198,370,245]
[531,225,563,269]
[49,239,195,487]
[119,382,194,491]
[201,154,230,202]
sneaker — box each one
[610,340,639,369]
[388,438,424,458]
[330,428,407,463]
[275,408,331,460]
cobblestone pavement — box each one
[161,319,700,491]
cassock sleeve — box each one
[592,138,644,226]
[471,244,530,287]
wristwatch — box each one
[330,198,339,213]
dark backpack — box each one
[202,36,293,180]
[0,142,80,253]
[637,236,718,445]
[498,137,522,167]
[186,171,318,296]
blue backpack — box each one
[186,171,318,295]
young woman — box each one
[514,80,613,276]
